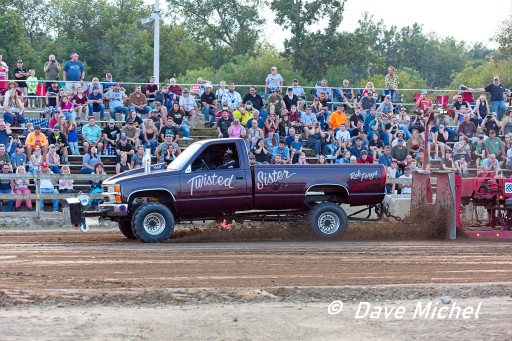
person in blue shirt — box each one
[471,76,509,120]
[63,52,85,96]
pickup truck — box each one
[64,138,387,242]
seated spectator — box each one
[163,144,179,165]
[376,95,394,119]
[155,134,181,163]
[81,146,101,174]
[348,136,367,160]
[398,167,412,194]
[266,88,284,117]
[253,138,270,164]
[121,120,140,148]
[48,125,69,163]
[39,162,59,212]
[131,145,145,169]
[246,110,265,130]
[369,112,390,146]
[12,165,32,211]
[58,94,76,122]
[357,149,374,164]
[441,150,457,171]
[415,90,433,111]
[87,86,105,119]
[283,87,299,111]
[359,90,376,115]
[0,143,11,171]
[430,123,451,159]
[45,144,61,174]
[116,152,132,174]
[481,112,501,136]
[179,88,198,128]
[329,104,348,132]
[72,86,88,120]
[115,136,134,163]
[25,126,49,157]
[102,119,121,149]
[200,83,217,127]
[217,109,233,138]
[159,116,180,143]
[272,139,291,163]
[484,129,505,165]
[278,113,292,137]
[0,164,14,211]
[378,146,393,166]
[128,85,151,116]
[228,118,243,138]
[145,76,158,103]
[406,129,424,155]
[369,133,385,160]
[142,119,158,153]
[164,77,182,100]
[103,83,128,119]
[303,123,325,158]
[475,94,490,123]
[11,143,26,169]
[339,79,357,110]
[391,137,409,170]
[337,150,352,164]
[167,102,190,139]
[386,160,401,194]
[454,154,469,178]
[481,154,502,176]
[409,110,425,133]
[3,88,26,127]
[28,147,42,174]
[89,162,106,210]
[58,165,74,193]
[82,116,104,154]
[474,136,486,170]
[126,109,144,129]
[295,152,308,165]
[243,86,267,119]
[453,93,472,122]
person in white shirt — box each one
[221,83,242,112]
[398,166,412,194]
[178,88,198,128]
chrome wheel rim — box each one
[143,213,166,236]
[318,212,340,235]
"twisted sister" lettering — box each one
[187,174,234,195]
[256,170,296,190]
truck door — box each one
[177,142,252,215]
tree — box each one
[270,0,346,76]
[493,16,512,59]
[165,0,265,56]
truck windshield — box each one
[167,143,202,171]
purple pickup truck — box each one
[65,138,387,242]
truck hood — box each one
[103,164,178,185]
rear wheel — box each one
[132,203,175,243]
[308,202,348,238]
[118,219,136,239]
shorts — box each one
[27,92,36,98]
[185,109,195,116]
[65,81,82,95]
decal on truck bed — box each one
[350,170,379,181]
[256,170,296,190]
[187,174,234,195]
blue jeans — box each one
[491,100,507,120]
[3,112,27,125]
[144,140,158,154]
[62,111,77,122]
[258,109,268,120]
[0,189,14,211]
[110,106,129,119]
[88,103,105,119]
[40,188,59,212]
[322,143,336,156]
[399,125,411,139]
[202,106,216,124]
[129,105,151,115]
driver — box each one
[218,148,237,169]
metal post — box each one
[153,0,160,84]
[35,172,40,218]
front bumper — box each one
[63,198,129,226]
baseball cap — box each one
[121,135,127,140]
[127,120,134,124]
[421,90,427,95]
[17,59,23,63]
[397,137,405,142]
[165,133,173,137]
[269,88,277,92]
[16,144,24,148]
[154,101,161,106]
[34,126,41,130]
[108,118,115,123]
[41,162,49,168]
[287,87,293,91]
[114,82,120,86]
[92,86,99,90]
[489,129,496,134]
[205,83,212,88]
[292,79,298,82]
[404,166,411,171]
[53,125,60,130]
[367,90,373,95]
[49,144,56,148]
[151,108,158,113]
[360,150,368,154]
[183,88,190,93]
[397,130,404,134]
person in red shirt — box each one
[357,150,374,164]
[415,90,433,111]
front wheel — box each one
[118,219,136,239]
[308,203,348,238]
[131,203,175,243]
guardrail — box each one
[0,173,109,218]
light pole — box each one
[153,0,160,84]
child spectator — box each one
[58,165,74,193]
[72,86,88,120]
[89,162,106,210]
[39,162,59,212]
[45,144,61,174]
[26,70,38,109]
[455,154,468,178]
[290,133,303,163]
[28,147,43,173]
[67,120,80,155]
[12,165,32,211]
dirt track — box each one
[0,227,511,340]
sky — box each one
[151,0,512,50]
[262,0,512,50]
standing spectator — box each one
[58,165,74,193]
[81,146,101,174]
[471,76,509,120]
[103,83,128,119]
[39,162,59,212]
[43,54,61,86]
[81,116,103,154]
[0,164,14,211]
[178,88,198,128]
[0,59,8,92]
[265,66,284,94]
[63,52,85,95]
[89,162,106,210]
[13,59,29,103]
[128,85,151,116]
[26,69,38,109]
[12,166,32,211]
[201,83,217,127]
[384,66,399,101]
[87,86,105,119]
[144,76,158,103]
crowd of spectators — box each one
[2,53,512,210]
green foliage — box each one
[493,16,512,59]
[450,60,512,90]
